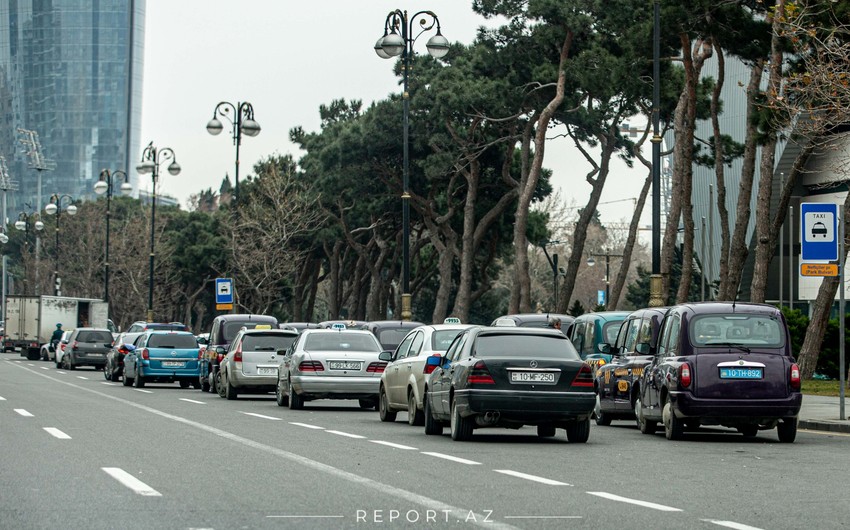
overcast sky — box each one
[139,0,648,231]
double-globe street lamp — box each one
[14,208,45,295]
[94,169,132,304]
[587,251,625,310]
[136,142,181,323]
[44,194,77,296]
[206,101,260,203]
[374,9,449,321]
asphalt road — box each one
[1,353,847,529]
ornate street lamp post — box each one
[206,101,260,203]
[44,194,77,296]
[136,142,181,322]
[94,169,132,303]
[649,0,664,307]
[14,208,45,295]
[374,9,449,321]
[588,251,625,310]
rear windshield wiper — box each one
[704,342,750,353]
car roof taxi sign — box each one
[331,323,347,331]
[443,317,462,324]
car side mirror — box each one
[598,343,612,354]
[197,338,208,345]
[276,349,287,356]
[379,351,392,362]
[215,346,226,355]
[635,342,650,355]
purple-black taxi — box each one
[635,302,802,443]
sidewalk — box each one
[799,394,850,433]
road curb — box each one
[799,419,850,434]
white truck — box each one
[4,295,110,360]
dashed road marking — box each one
[41,367,49,370]
[242,412,282,421]
[77,376,88,380]
[326,430,366,439]
[101,382,118,386]
[56,371,67,374]
[133,389,153,394]
[289,422,325,430]
[14,409,34,417]
[44,427,72,439]
[587,492,681,512]
[102,467,162,496]
[370,440,417,450]
[494,469,571,486]
[421,452,481,465]
[0,395,5,400]
[702,520,765,530]
[179,398,205,404]
[27,363,34,366]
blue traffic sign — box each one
[801,203,839,261]
[215,278,234,304]
[597,290,606,306]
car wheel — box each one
[41,350,48,362]
[359,398,377,410]
[662,396,683,440]
[216,372,226,398]
[777,418,797,443]
[67,356,76,370]
[450,400,473,441]
[595,395,612,426]
[200,373,210,392]
[209,370,218,394]
[288,383,304,410]
[424,393,443,436]
[407,390,425,426]
[122,367,133,386]
[56,358,62,369]
[225,377,238,400]
[636,397,657,434]
[378,387,397,422]
[565,418,591,443]
[179,380,191,389]
[103,361,112,381]
[537,424,557,438]
[191,380,201,390]
[276,380,289,407]
[738,425,758,437]
[133,368,145,388]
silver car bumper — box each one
[291,375,380,396]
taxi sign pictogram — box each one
[801,203,839,261]
[215,278,233,304]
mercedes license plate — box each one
[719,367,763,379]
[329,361,361,370]
[162,361,185,368]
[257,367,277,376]
[510,371,555,383]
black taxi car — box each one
[593,307,668,426]
[635,302,802,442]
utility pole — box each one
[0,156,16,320]
[18,129,55,296]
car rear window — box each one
[475,334,580,359]
[223,321,276,342]
[305,333,380,352]
[242,334,296,352]
[603,322,621,344]
[691,314,785,349]
[431,330,465,351]
[147,334,198,349]
[376,328,412,349]
[77,331,113,343]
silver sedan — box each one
[218,328,298,400]
[276,328,386,410]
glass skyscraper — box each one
[0,0,145,211]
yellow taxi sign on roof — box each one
[254,324,272,329]
[443,317,462,325]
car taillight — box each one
[790,363,801,390]
[234,344,242,363]
[298,361,324,372]
[679,363,692,388]
[571,363,594,387]
[60,343,67,351]
[198,350,203,360]
[424,354,441,374]
[367,362,387,373]
[72,341,79,350]
[141,348,149,360]
[467,360,495,384]
[216,353,225,363]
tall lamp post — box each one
[206,101,260,203]
[14,208,45,295]
[94,169,132,303]
[44,194,77,296]
[374,9,449,321]
[587,251,625,310]
[649,0,664,307]
[136,142,181,323]
[541,240,564,310]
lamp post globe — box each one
[167,162,181,176]
[120,182,133,195]
[374,37,391,58]
[381,32,404,56]
[66,205,77,216]
[44,203,57,216]
[0,233,8,244]
[587,256,596,267]
[426,33,450,58]
[241,119,261,137]
[93,180,108,195]
[15,220,25,231]
[35,221,44,231]
[206,117,224,136]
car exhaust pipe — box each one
[476,411,500,426]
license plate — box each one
[257,367,277,376]
[719,368,763,379]
[329,361,362,370]
[510,371,555,383]
[162,361,185,367]
[89,353,105,357]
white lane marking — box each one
[41,366,49,370]
[241,412,282,421]
[12,363,518,530]
[43,427,72,439]
[133,389,153,394]
[101,467,162,497]
[702,520,765,530]
[370,440,417,450]
[56,371,67,374]
[77,376,88,380]
[421,452,481,465]
[587,492,682,512]
[179,398,206,404]
[494,469,572,486]
[14,409,34,417]
[289,422,325,430]
[27,363,35,366]
[0,395,5,400]
[101,382,118,386]
[326,430,366,439]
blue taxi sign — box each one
[331,323,347,331]
[801,202,838,261]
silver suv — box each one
[217,327,298,400]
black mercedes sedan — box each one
[423,327,596,442]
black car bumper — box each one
[670,391,803,419]
[454,389,595,422]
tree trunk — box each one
[609,171,652,310]
[509,119,534,314]
[661,89,687,303]
[711,41,730,301]
[451,161,480,324]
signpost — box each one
[215,278,233,311]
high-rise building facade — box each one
[0,0,145,211]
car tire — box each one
[276,380,289,407]
[738,425,758,437]
[210,369,218,394]
[133,368,145,388]
[225,377,238,400]
[200,373,210,393]
[67,356,76,370]
[378,387,397,422]
[122,368,133,386]
[359,398,377,410]
[56,358,62,369]
[407,390,425,426]
[537,424,557,438]
[216,372,226,398]
[179,380,191,389]
[662,396,683,440]
[636,397,656,434]
[103,361,112,381]
[191,380,201,390]
[289,385,304,410]
[565,418,591,443]
[424,393,443,436]
[777,418,797,443]
[450,400,473,441]
[595,395,612,426]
